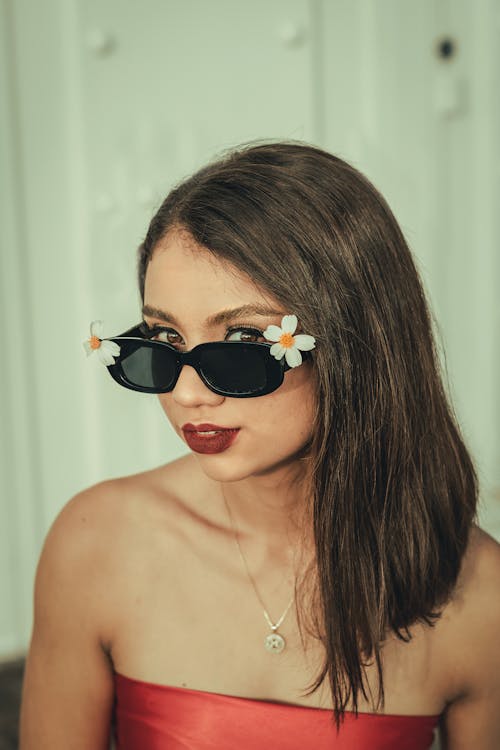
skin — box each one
[143,226,317,554]
[18,227,500,748]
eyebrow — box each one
[142,303,285,329]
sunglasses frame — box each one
[105,323,313,398]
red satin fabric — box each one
[112,671,440,749]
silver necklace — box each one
[222,489,295,654]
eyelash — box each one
[141,323,266,346]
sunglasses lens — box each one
[109,338,284,396]
[199,344,278,396]
[119,343,177,391]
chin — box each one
[192,453,255,482]
[193,449,305,483]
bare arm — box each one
[439,528,500,749]
[19,487,117,749]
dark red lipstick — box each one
[181,423,240,454]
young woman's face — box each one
[143,229,316,482]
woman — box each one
[20,141,500,749]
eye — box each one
[226,326,264,343]
[159,331,180,344]
[140,323,180,345]
[140,322,265,347]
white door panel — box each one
[1,2,498,673]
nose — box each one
[169,362,224,406]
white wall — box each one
[1,0,498,690]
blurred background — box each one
[0,0,499,746]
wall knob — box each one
[86,29,116,57]
[278,22,305,48]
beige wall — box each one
[1,0,499,684]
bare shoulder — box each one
[20,476,156,749]
[437,522,500,748]
[444,521,500,642]
[66,453,206,554]
[467,521,500,563]
[21,463,191,750]
[61,453,197,534]
[43,458,194,632]
[454,522,500,608]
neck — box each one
[217,460,315,566]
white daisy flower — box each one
[263,314,316,368]
[83,320,121,366]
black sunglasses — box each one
[104,323,313,398]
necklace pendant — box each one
[264,632,286,653]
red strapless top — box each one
[112,671,441,749]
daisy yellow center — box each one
[279,332,295,349]
[89,335,101,350]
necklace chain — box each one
[222,489,295,638]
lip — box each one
[182,422,237,431]
[182,426,240,454]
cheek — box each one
[250,370,316,437]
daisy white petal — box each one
[270,342,286,360]
[280,315,298,335]
[83,340,93,356]
[293,334,316,351]
[263,324,283,342]
[103,340,121,357]
[90,320,104,338]
[96,340,121,366]
[285,347,302,368]
[96,349,116,366]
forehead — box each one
[144,230,282,323]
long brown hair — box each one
[137,140,478,731]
